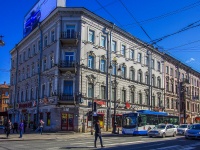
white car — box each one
[177,124,191,135]
[185,124,200,139]
[148,124,177,138]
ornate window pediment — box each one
[101,55,106,60]
[129,85,135,92]
[144,89,149,95]
[170,78,174,82]
[88,51,95,56]
[111,80,118,87]
[86,74,96,83]
[166,76,169,81]
[157,92,161,97]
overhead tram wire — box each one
[164,39,200,52]
[118,0,153,41]
[149,19,200,45]
[93,0,118,12]
[95,0,123,26]
[121,0,200,28]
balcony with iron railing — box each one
[58,94,75,104]
[60,31,79,45]
[58,60,76,72]
[181,78,190,84]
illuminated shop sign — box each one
[23,0,57,37]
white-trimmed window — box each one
[111,40,116,52]
[100,59,106,72]
[145,56,148,65]
[157,61,161,71]
[166,66,169,74]
[137,53,142,63]
[121,45,125,56]
[51,30,55,42]
[88,30,95,43]
[151,59,155,69]
[43,59,47,71]
[100,35,106,47]
[66,25,75,38]
[88,55,94,69]
[44,35,48,47]
[130,50,134,59]
[121,66,126,78]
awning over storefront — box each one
[195,117,200,121]
[94,100,106,106]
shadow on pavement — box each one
[60,146,95,149]
[95,137,199,150]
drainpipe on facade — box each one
[36,23,43,126]
[147,50,152,110]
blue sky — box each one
[1,0,200,84]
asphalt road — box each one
[0,133,199,150]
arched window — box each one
[130,68,135,80]
[100,59,106,72]
[152,75,155,86]
[157,77,161,88]
[121,66,126,78]
[139,93,142,104]
[138,70,143,83]
[145,74,148,84]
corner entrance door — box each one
[61,113,74,131]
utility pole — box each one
[147,50,152,110]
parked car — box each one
[177,124,191,135]
[185,123,200,139]
[148,124,177,138]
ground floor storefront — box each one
[8,104,133,132]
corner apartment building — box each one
[163,54,200,123]
[9,7,166,132]
[0,82,9,124]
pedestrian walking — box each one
[94,120,104,148]
[5,119,12,138]
[39,119,45,135]
[13,122,18,133]
[19,120,24,138]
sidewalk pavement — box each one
[0,132,120,141]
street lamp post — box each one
[112,57,121,134]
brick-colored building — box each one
[0,82,9,124]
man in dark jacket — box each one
[94,120,104,148]
[5,119,12,138]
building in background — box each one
[163,54,200,124]
[9,3,200,132]
[0,82,9,125]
